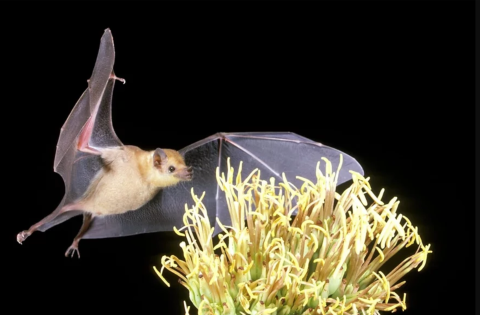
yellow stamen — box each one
[155,156,430,315]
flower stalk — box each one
[155,157,431,315]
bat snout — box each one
[178,166,193,181]
[186,166,193,180]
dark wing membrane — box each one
[87,30,123,149]
[83,132,363,239]
[53,29,121,173]
[39,29,122,232]
[222,132,363,186]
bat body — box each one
[18,142,192,257]
[17,29,364,257]
[78,146,192,216]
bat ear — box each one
[153,148,167,167]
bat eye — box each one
[168,166,176,173]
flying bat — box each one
[16,29,364,258]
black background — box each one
[3,2,474,315]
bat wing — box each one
[83,132,363,238]
[38,28,123,231]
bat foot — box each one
[16,230,31,244]
[65,244,81,259]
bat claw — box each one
[110,73,125,84]
[16,230,30,244]
[65,244,81,259]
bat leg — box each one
[65,213,93,259]
[16,203,81,244]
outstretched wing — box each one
[38,28,123,231]
[84,132,363,238]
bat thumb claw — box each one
[110,73,126,84]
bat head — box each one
[152,148,193,187]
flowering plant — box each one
[156,157,431,315]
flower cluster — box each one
[155,157,431,315]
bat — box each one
[16,28,364,258]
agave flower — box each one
[155,157,431,315]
